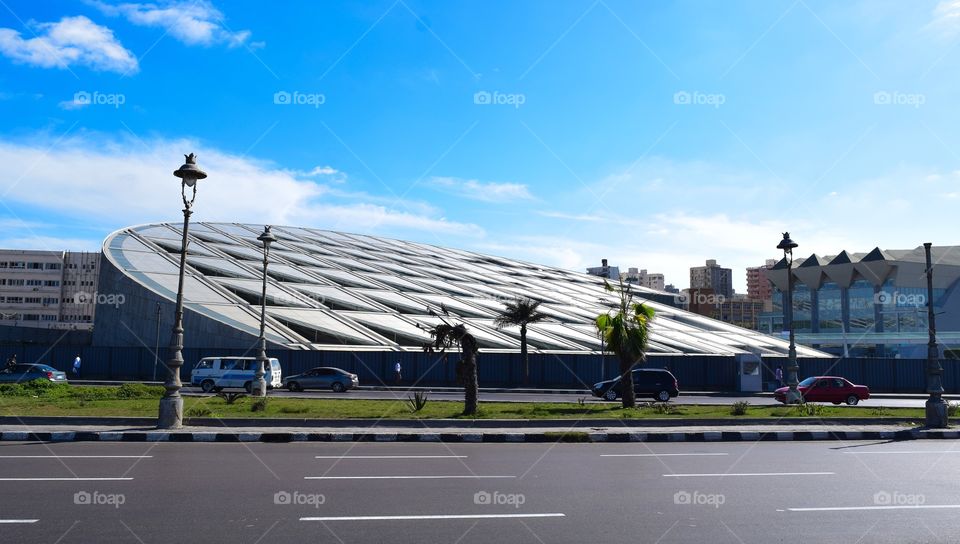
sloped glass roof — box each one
[102,222,831,357]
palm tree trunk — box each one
[620,357,635,408]
[521,325,528,386]
[463,351,479,415]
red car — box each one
[774,376,870,405]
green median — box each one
[0,382,942,421]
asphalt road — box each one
[180,386,935,408]
[2,439,960,543]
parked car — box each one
[283,367,358,392]
[190,356,282,393]
[774,376,870,405]
[0,363,68,384]
[591,368,679,402]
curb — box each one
[1,429,955,443]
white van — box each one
[190,357,282,393]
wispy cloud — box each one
[429,176,534,203]
[88,0,254,48]
[927,0,960,40]
[0,134,483,248]
[0,15,138,73]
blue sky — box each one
[1,0,959,292]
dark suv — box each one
[591,368,679,402]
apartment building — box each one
[0,250,100,330]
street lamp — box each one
[251,225,277,397]
[157,154,207,429]
[777,232,802,404]
[924,242,948,428]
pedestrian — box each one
[72,354,81,378]
[394,361,402,384]
[5,354,15,371]
[775,365,783,388]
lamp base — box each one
[925,397,949,429]
[250,378,267,397]
[157,397,183,429]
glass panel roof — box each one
[108,222,832,358]
[213,278,313,307]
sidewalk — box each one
[0,417,954,443]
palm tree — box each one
[494,298,548,385]
[595,279,655,409]
[425,321,480,415]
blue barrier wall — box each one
[4,344,956,393]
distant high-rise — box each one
[746,259,776,301]
[621,267,665,290]
[689,259,733,299]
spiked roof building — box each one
[762,246,960,357]
[94,222,826,358]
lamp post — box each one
[251,225,277,397]
[777,232,802,404]
[157,154,206,429]
[924,242,948,427]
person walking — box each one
[5,354,15,371]
[394,361,402,384]
[775,366,784,388]
[72,354,81,378]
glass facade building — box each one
[759,246,960,357]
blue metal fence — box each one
[2,344,957,393]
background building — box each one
[622,267,666,290]
[586,258,619,280]
[746,259,776,302]
[760,245,960,357]
[690,259,733,299]
[0,249,100,331]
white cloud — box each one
[430,176,534,203]
[58,98,89,110]
[0,134,483,249]
[89,0,253,47]
[928,0,960,40]
[0,16,138,73]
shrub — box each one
[730,400,750,416]
[186,405,212,417]
[406,391,429,413]
[793,402,825,417]
[251,397,269,412]
[116,383,164,399]
[216,392,246,404]
[870,406,889,418]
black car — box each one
[591,368,679,402]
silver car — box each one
[283,367,358,392]
[0,363,69,384]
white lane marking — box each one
[0,477,134,481]
[601,453,729,457]
[301,513,565,521]
[0,456,153,459]
[843,451,960,455]
[664,472,834,478]
[789,505,960,512]
[0,520,39,523]
[305,475,514,480]
[314,455,467,459]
